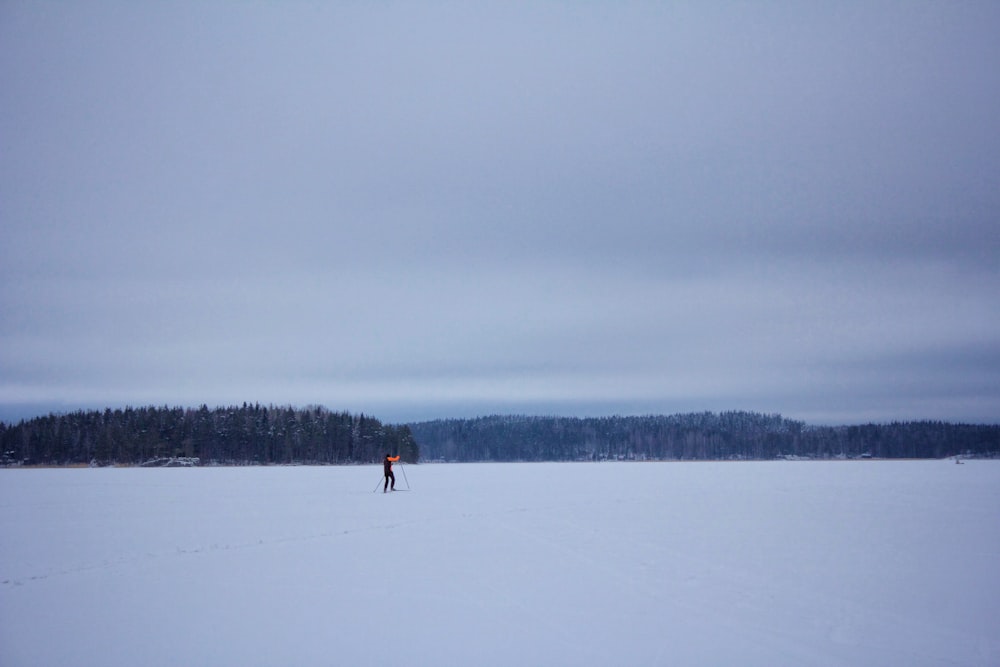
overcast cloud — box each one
[2,2,999,424]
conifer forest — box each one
[3,407,997,466]
[0,404,418,466]
[408,412,999,462]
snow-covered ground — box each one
[2,461,998,667]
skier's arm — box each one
[388,456,400,462]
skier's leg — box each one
[384,474,389,492]
[389,470,395,490]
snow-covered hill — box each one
[2,461,998,666]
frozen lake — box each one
[2,460,998,666]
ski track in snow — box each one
[1,487,534,589]
[1,520,407,588]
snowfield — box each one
[2,461,998,667]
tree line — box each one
[408,412,1000,462]
[4,407,996,467]
[1,404,418,466]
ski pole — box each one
[398,460,410,490]
[373,474,384,493]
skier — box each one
[383,454,400,492]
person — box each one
[383,454,400,492]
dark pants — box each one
[384,471,395,491]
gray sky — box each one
[2,2,999,425]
